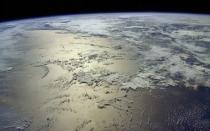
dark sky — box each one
[1,0,210,22]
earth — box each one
[0,13,210,131]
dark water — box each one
[130,86,210,131]
[0,72,20,131]
[0,106,20,131]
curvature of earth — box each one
[0,13,210,131]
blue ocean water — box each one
[0,105,19,131]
